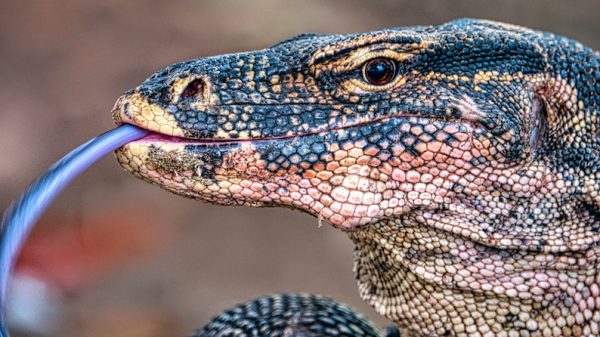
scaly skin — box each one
[112,19,599,336]
[192,293,382,337]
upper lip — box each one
[123,113,483,147]
[113,92,485,142]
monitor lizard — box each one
[111,18,599,337]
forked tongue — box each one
[0,124,148,336]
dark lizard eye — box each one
[362,58,396,85]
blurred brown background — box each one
[0,1,598,336]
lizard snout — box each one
[110,91,187,138]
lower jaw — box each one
[117,141,377,231]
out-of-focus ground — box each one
[0,1,598,336]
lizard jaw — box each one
[111,91,492,231]
[114,123,394,230]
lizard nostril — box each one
[181,78,205,100]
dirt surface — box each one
[0,1,598,336]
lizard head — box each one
[113,19,599,335]
[113,19,598,232]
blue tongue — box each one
[0,124,149,336]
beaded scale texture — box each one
[112,19,599,336]
[193,293,382,337]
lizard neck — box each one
[349,217,600,337]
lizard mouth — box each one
[129,131,247,145]
[111,91,486,148]
[127,126,321,146]
[118,111,483,147]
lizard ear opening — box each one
[529,94,548,155]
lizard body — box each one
[111,19,599,336]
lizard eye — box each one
[362,58,396,85]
